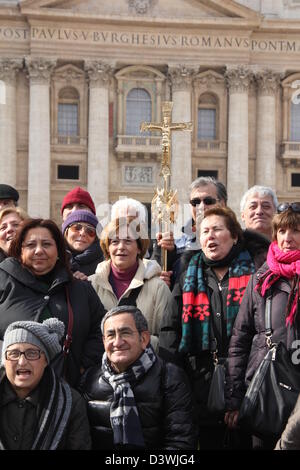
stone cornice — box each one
[168,65,195,92]
[0,58,23,82]
[255,70,281,96]
[25,57,56,84]
[225,65,254,93]
[85,61,113,88]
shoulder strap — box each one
[118,284,143,307]
[63,286,74,355]
[265,295,273,348]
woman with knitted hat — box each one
[62,209,103,278]
[225,202,300,450]
[0,318,91,450]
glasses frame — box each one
[189,197,218,207]
[277,203,300,214]
[5,348,43,361]
[68,223,97,237]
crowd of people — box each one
[0,179,299,451]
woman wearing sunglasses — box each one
[225,202,300,449]
[62,210,103,278]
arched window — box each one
[290,101,300,141]
[57,87,79,136]
[197,93,217,140]
[126,88,151,135]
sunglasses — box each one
[68,223,96,237]
[277,203,300,214]
[189,197,217,207]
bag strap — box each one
[63,286,74,356]
[118,284,143,307]
[264,295,273,348]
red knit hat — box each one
[61,187,96,215]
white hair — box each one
[240,185,278,213]
[111,198,148,223]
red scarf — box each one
[256,241,300,325]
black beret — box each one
[0,184,19,202]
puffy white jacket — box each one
[89,258,173,351]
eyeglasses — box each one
[277,203,300,214]
[68,223,96,237]
[5,349,43,361]
[189,197,217,207]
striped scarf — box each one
[179,250,255,354]
[0,366,72,450]
[102,344,156,448]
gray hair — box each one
[111,198,148,224]
[240,185,278,213]
[101,305,149,335]
[189,176,228,204]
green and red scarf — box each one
[179,250,255,354]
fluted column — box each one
[26,58,55,217]
[0,59,22,187]
[225,66,253,216]
[255,70,280,188]
[168,66,194,205]
[85,61,112,209]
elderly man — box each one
[80,305,197,450]
[61,186,96,221]
[0,184,19,211]
[240,185,278,240]
[0,318,91,450]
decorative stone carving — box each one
[256,70,281,96]
[26,57,56,84]
[54,65,84,84]
[168,65,195,92]
[0,58,22,82]
[194,73,224,87]
[85,61,113,88]
[123,165,153,185]
[225,65,254,93]
[128,0,155,15]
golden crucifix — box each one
[140,101,192,270]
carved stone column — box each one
[26,57,55,217]
[0,59,22,187]
[225,66,253,216]
[85,61,112,209]
[256,70,280,188]
[168,66,194,205]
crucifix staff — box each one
[140,101,192,271]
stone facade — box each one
[1,0,300,223]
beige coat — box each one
[89,258,173,351]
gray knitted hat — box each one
[1,318,65,365]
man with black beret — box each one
[0,184,19,211]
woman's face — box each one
[0,213,22,254]
[200,214,237,261]
[21,227,58,276]
[277,225,300,253]
[108,236,141,272]
[65,222,96,253]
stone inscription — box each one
[123,166,153,185]
[0,26,299,53]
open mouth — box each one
[16,369,31,377]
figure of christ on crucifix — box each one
[140,101,192,178]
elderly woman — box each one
[0,218,105,387]
[0,207,28,262]
[225,202,300,449]
[159,206,257,449]
[62,209,103,277]
[89,216,173,351]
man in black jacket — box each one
[80,305,197,450]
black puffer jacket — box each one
[225,262,300,411]
[80,357,197,450]
[67,239,103,276]
[0,257,105,387]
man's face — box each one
[103,313,150,373]
[62,203,92,221]
[189,183,224,223]
[241,193,275,238]
[5,342,48,399]
[0,199,15,211]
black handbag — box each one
[50,286,74,379]
[207,352,226,414]
[238,295,300,439]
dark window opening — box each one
[197,170,218,179]
[291,173,300,187]
[57,165,79,180]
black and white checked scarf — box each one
[102,345,156,448]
